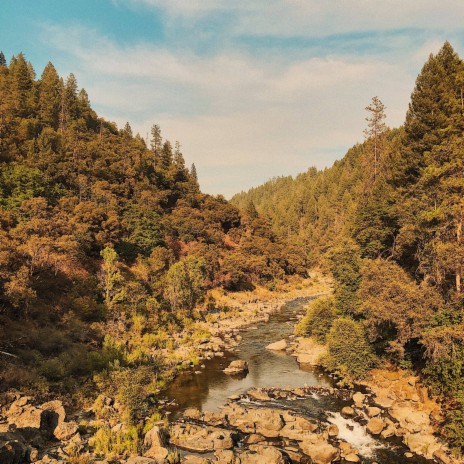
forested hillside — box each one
[232,42,464,451]
[0,52,306,406]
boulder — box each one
[247,389,272,401]
[433,448,452,464]
[53,421,78,441]
[215,449,235,464]
[126,458,158,464]
[182,455,211,463]
[345,453,360,463]
[184,408,202,420]
[266,340,287,351]
[144,426,169,461]
[222,404,284,437]
[341,406,355,417]
[0,438,29,464]
[352,392,365,407]
[366,407,381,417]
[366,418,385,435]
[224,360,248,375]
[240,444,287,464]
[169,424,234,452]
[327,424,339,437]
[300,439,339,464]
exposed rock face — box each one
[266,339,287,351]
[223,360,249,375]
[126,457,158,464]
[169,423,235,452]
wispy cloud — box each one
[39,1,464,196]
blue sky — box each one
[2,1,464,196]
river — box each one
[165,297,433,464]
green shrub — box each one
[323,317,377,384]
[92,426,139,457]
[295,297,337,342]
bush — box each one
[92,426,139,457]
[323,317,377,384]
[295,297,337,342]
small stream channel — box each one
[165,297,433,464]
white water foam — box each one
[327,411,381,457]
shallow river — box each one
[165,297,433,464]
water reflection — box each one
[165,298,330,416]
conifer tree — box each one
[190,163,198,184]
[38,62,62,129]
[150,124,162,167]
[364,96,386,183]
[0,51,6,67]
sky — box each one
[2,1,464,197]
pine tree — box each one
[150,124,162,167]
[399,42,463,185]
[190,163,198,184]
[9,52,34,118]
[173,141,185,169]
[0,51,6,67]
[364,96,387,183]
[38,62,62,129]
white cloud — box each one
[40,3,463,196]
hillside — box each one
[232,42,464,451]
[0,52,307,407]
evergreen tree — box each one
[38,62,62,129]
[364,96,387,183]
[190,163,198,184]
[150,123,162,167]
[0,51,6,67]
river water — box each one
[165,297,433,464]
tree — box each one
[190,163,198,184]
[164,256,206,312]
[364,96,387,183]
[38,62,62,129]
[150,124,162,166]
[0,51,6,67]
[99,246,125,311]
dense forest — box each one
[232,42,464,451]
[0,51,306,419]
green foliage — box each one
[327,240,362,314]
[164,256,206,311]
[323,317,377,384]
[295,297,337,343]
[92,425,139,457]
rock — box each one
[341,406,355,417]
[0,438,29,464]
[380,425,395,438]
[352,392,365,407]
[40,401,66,424]
[7,404,42,429]
[215,449,235,464]
[433,448,452,464]
[327,424,338,437]
[241,444,287,464]
[184,408,202,420]
[126,458,158,464]
[53,421,78,441]
[182,456,211,464]
[345,453,360,463]
[405,452,413,458]
[404,433,439,459]
[366,407,381,417]
[366,418,385,435]
[222,404,284,438]
[223,360,248,375]
[246,434,265,444]
[144,425,168,461]
[247,389,272,401]
[169,424,234,452]
[294,338,327,366]
[300,439,339,464]
[266,340,287,351]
